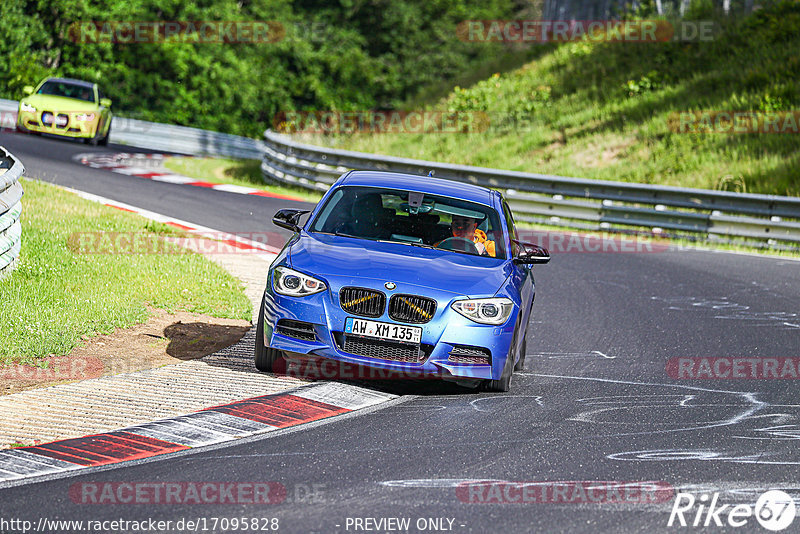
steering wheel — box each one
[437,237,480,255]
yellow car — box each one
[17,77,112,145]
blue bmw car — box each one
[255,170,549,391]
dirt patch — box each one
[569,136,638,169]
[0,308,251,396]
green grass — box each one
[306,2,800,197]
[163,157,323,203]
[0,179,251,365]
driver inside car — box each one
[441,214,496,257]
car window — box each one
[37,81,96,103]
[310,185,507,259]
[502,200,519,257]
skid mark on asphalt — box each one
[470,395,544,411]
[650,296,800,329]
[528,373,800,466]
[534,351,614,360]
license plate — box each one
[55,115,67,126]
[345,317,422,344]
[42,112,53,125]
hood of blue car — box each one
[289,233,511,297]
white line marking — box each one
[51,184,282,255]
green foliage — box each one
[625,71,662,97]
[2,0,515,137]
[316,1,800,197]
[0,179,251,364]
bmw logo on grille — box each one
[384,282,396,290]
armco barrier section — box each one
[261,130,800,244]
[2,95,798,244]
[0,147,24,277]
[0,99,262,159]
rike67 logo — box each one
[668,490,796,531]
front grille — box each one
[448,345,491,365]
[388,294,437,324]
[41,112,68,129]
[339,287,385,318]
[275,319,316,341]
[337,334,431,363]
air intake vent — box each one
[339,287,385,318]
[388,294,437,324]
[448,345,491,365]
[339,335,430,363]
[275,319,316,341]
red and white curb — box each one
[73,152,305,201]
[0,382,396,485]
[59,184,283,256]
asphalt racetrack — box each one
[2,130,799,533]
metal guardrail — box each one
[0,98,263,159]
[0,147,24,278]
[261,130,800,244]
[2,93,798,245]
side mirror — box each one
[100,98,112,107]
[22,86,33,96]
[273,209,309,232]
[512,241,550,264]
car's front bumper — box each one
[261,281,518,382]
[17,110,100,139]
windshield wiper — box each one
[316,231,363,239]
[378,239,435,249]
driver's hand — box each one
[475,241,486,255]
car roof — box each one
[340,170,498,206]
[42,77,96,89]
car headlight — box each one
[273,266,326,297]
[20,102,36,113]
[74,113,95,121]
[451,297,514,325]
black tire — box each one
[98,123,111,146]
[484,353,513,392]
[254,296,282,372]
[484,334,515,393]
[514,331,527,372]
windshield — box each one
[309,185,507,259]
[36,81,95,103]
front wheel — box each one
[98,123,111,146]
[254,296,282,372]
[484,346,513,392]
[514,331,527,371]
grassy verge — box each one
[162,157,323,204]
[306,3,800,197]
[0,179,251,366]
